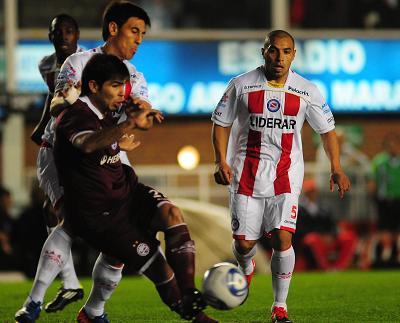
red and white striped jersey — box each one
[211,67,335,197]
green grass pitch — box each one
[1,270,399,322]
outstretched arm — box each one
[320,130,351,198]
[74,108,160,153]
[212,123,233,185]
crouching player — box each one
[52,53,216,322]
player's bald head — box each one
[264,30,295,49]
[49,14,79,32]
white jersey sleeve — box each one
[55,50,92,93]
[123,61,150,103]
[305,83,335,134]
[211,78,239,127]
[38,53,55,83]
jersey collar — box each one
[79,96,105,120]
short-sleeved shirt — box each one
[54,96,138,223]
[38,46,84,94]
[211,67,335,197]
[55,46,149,103]
[46,45,149,165]
[54,97,164,271]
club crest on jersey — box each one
[266,98,281,112]
[231,218,240,231]
[136,243,150,256]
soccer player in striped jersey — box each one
[211,30,350,323]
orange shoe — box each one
[271,306,292,323]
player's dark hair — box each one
[49,14,79,32]
[102,1,151,41]
[264,30,295,48]
[81,53,129,96]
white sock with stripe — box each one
[47,226,81,290]
[84,253,123,318]
[271,246,295,310]
[232,241,256,275]
[25,226,72,305]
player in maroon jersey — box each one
[54,53,216,323]
[16,3,216,322]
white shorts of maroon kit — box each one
[229,192,299,240]
[37,145,64,208]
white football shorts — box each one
[229,192,299,240]
[37,146,64,207]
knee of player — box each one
[271,229,293,251]
[272,239,293,251]
[235,239,257,254]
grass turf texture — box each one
[1,270,399,322]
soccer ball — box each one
[201,262,248,310]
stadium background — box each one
[0,0,399,276]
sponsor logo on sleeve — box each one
[322,102,331,114]
[217,93,229,109]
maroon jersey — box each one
[54,98,138,228]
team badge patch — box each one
[137,243,150,256]
[231,218,240,231]
[266,98,281,112]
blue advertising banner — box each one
[16,38,400,115]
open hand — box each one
[330,170,351,198]
[119,133,141,151]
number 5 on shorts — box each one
[290,205,297,219]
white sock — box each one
[47,226,80,289]
[232,241,256,275]
[84,254,123,318]
[59,250,81,289]
[271,246,295,310]
[25,226,72,305]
